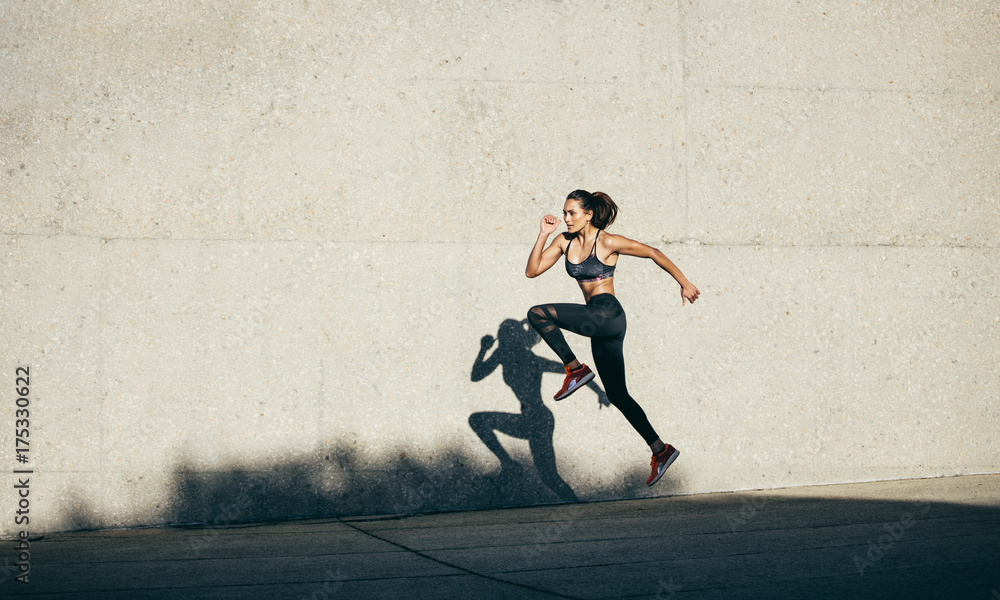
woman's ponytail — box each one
[567,189,619,230]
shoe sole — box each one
[646,448,680,486]
[554,371,595,401]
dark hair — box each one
[567,189,618,230]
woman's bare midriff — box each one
[580,277,615,304]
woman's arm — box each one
[525,215,566,278]
[607,234,701,304]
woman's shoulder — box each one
[599,230,629,255]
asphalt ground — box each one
[2,473,998,599]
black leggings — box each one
[527,293,659,445]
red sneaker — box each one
[553,363,595,401]
[646,444,679,486]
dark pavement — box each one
[2,473,998,599]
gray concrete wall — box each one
[1,0,997,535]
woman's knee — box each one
[527,305,548,325]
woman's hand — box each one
[539,214,560,236]
[680,281,700,305]
[526,218,566,277]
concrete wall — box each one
[2,0,997,535]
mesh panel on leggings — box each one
[528,305,559,335]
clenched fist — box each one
[539,214,561,235]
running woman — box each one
[525,190,700,486]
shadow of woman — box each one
[470,318,610,503]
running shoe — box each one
[646,444,680,486]
[553,363,595,401]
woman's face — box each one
[562,200,591,233]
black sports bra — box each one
[565,230,616,283]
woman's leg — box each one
[527,301,621,366]
[530,296,676,484]
[530,295,661,445]
[590,334,661,447]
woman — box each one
[525,190,700,486]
